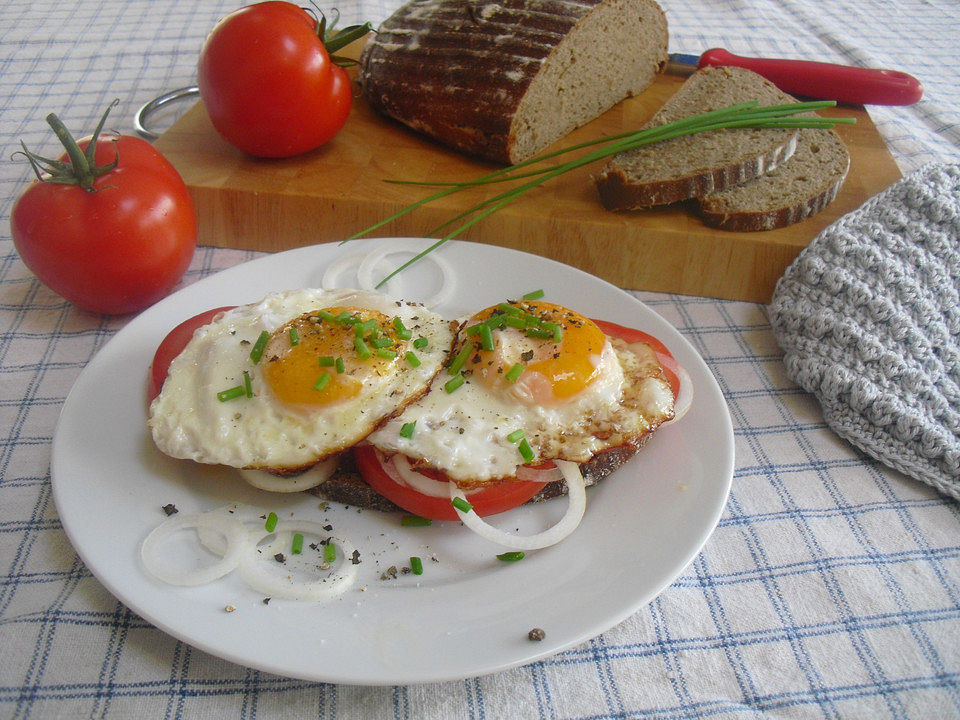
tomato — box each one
[11,105,196,315]
[354,445,550,521]
[148,306,237,401]
[197,2,369,158]
[592,319,682,399]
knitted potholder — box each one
[768,163,960,500]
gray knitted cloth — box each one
[768,163,960,500]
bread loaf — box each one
[595,66,801,210]
[359,0,669,164]
[697,127,850,231]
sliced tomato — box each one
[353,445,549,521]
[592,318,681,399]
[148,306,236,401]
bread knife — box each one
[667,48,923,106]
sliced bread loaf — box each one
[595,66,800,210]
[358,0,668,164]
[698,127,850,231]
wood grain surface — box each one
[154,71,902,302]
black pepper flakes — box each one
[162,504,178,516]
[274,553,286,563]
[528,628,546,641]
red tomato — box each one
[11,121,196,316]
[197,1,361,158]
[148,306,237,401]
[354,445,550,521]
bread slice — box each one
[697,127,850,231]
[595,66,800,210]
[359,0,668,164]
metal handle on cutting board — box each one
[698,48,923,106]
[134,86,199,140]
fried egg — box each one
[148,288,456,471]
[367,299,675,485]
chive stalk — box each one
[410,556,424,575]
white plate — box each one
[51,238,733,685]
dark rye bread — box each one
[595,66,800,210]
[359,0,668,164]
[309,435,653,512]
[697,127,850,231]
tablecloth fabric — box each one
[1,1,959,718]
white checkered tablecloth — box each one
[1,1,958,718]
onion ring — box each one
[239,455,339,493]
[662,364,693,426]
[140,511,249,586]
[390,453,453,498]
[320,253,367,291]
[449,459,587,550]
[195,503,270,556]
[356,240,455,309]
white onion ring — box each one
[390,453,453,498]
[239,455,339,493]
[450,459,587,550]
[140,511,249,586]
[515,464,564,484]
[662,364,693,426]
[196,503,271,556]
[321,252,367,291]
[238,520,359,601]
[356,240,455,309]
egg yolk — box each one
[261,307,401,408]
[465,301,607,404]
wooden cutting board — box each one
[154,72,901,303]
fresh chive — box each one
[522,289,545,300]
[551,323,563,343]
[405,351,421,368]
[497,551,526,562]
[485,313,507,329]
[400,421,416,438]
[518,438,535,463]
[291,533,304,555]
[323,541,336,563]
[217,385,245,402]
[444,374,465,393]
[410,556,424,575]
[242,370,253,398]
[288,326,300,346]
[451,496,473,513]
[372,336,394,348]
[413,337,429,349]
[506,428,525,443]
[393,316,413,340]
[401,515,432,527]
[504,314,526,329]
[447,343,473,374]
[376,348,398,360]
[313,372,331,391]
[524,313,543,326]
[354,336,372,360]
[336,311,354,324]
[318,355,336,366]
[335,356,345,373]
[497,302,523,316]
[465,324,481,336]
[317,310,337,322]
[505,363,525,383]
[526,327,553,340]
[249,331,269,364]
[264,512,278,532]
[478,323,494,351]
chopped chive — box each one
[288,326,300,346]
[405,351,421,368]
[478,323,494,351]
[400,421,416,438]
[249,331,269,364]
[550,323,563,343]
[525,327,553,339]
[217,385,245,402]
[335,356,345,373]
[243,370,253,398]
[401,515,432,527]
[313,372,331,391]
[497,302,523,316]
[393,316,412,340]
[444,374,465,393]
[504,315,526,329]
[377,348,398,360]
[410,556,424,575]
[371,336,393,348]
[465,324,481,336]
[485,313,507,329]
[317,310,337,322]
[506,428,525,443]
[522,289,545,300]
[291,533,304,555]
[451,496,473,513]
[354,336,372,360]
[323,541,336,563]
[447,343,474,374]
[524,313,543,326]
[518,438,535,463]
[318,355,336,366]
[413,337,429,349]
[336,311,355,324]
[264,512,278,532]
[497,551,526,562]
[505,363,525,383]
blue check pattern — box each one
[1,1,959,718]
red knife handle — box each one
[698,48,923,106]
